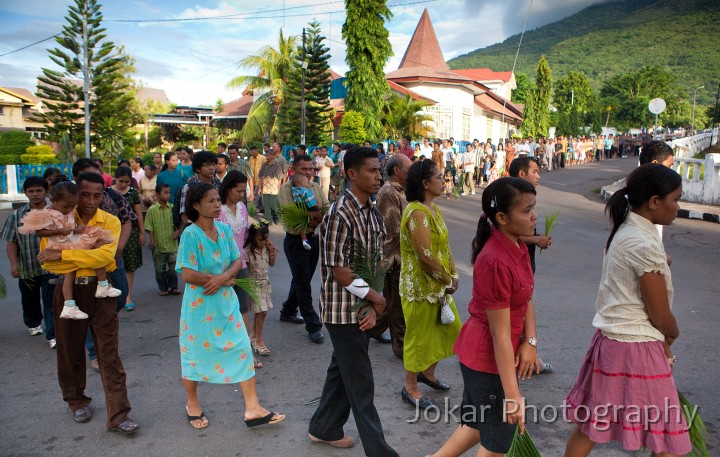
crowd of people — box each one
[2,138,692,456]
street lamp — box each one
[691,85,704,136]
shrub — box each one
[0,130,33,165]
[339,111,367,144]
[21,144,58,164]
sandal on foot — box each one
[253,358,264,369]
[244,412,285,428]
[159,290,170,296]
[539,362,554,374]
[185,406,208,429]
[255,345,271,356]
[169,289,181,295]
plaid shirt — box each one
[0,203,48,278]
[178,175,222,215]
[103,187,136,224]
[228,159,252,178]
[319,189,386,324]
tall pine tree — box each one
[522,55,552,137]
[343,0,393,141]
[277,21,333,146]
[34,0,133,153]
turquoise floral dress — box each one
[176,222,254,383]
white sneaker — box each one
[302,240,312,251]
[49,338,57,349]
[471,190,476,195]
[28,325,43,336]
[95,283,121,298]
[60,306,89,320]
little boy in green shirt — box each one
[144,183,179,295]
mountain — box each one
[448,0,720,103]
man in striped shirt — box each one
[308,147,398,455]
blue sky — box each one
[0,0,604,106]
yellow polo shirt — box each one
[40,208,120,276]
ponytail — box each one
[605,163,682,251]
[471,177,536,263]
[605,187,630,251]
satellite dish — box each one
[648,98,666,115]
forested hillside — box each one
[448,0,720,103]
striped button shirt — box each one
[319,189,386,324]
[0,203,48,278]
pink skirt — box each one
[565,330,691,455]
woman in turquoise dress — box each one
[176,182,284,430]
[399,160,462,411]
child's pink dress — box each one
[18,208,114,250]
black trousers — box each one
[280,233,322,333]
[19,274,55,339]
[309,323,399,457]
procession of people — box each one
[2,139,693,456]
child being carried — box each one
[19,180,121,319]
[290,173,320,251]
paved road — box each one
[1,157,718,456]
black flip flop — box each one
[186,407,208,429]
[244,412,285,428]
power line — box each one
[0,33,61,58]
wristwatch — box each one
[524,337,538,347]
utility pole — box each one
[692,85,704,136]
[300,27,307,146]
[82,0,91,158]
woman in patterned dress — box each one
[112,167,144,311]
[176,183,284,429]
[399,160,462,411]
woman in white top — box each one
[564,163,690,457]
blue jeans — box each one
[19,274,56,340]
[86,267,128,360]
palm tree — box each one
[227,30,297,144]
[381,94,434,140]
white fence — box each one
[673,153,720,206]
[670,129,718,158]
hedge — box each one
[0,131,33,165]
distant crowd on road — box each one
[2,138,693,456]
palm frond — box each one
[346,236,388,318]
[544,211,560,236]
[235,278,262,304]
[678,390,709,457]
[0,274,6,299]
[507,428,541,457]
[278,203,311,231]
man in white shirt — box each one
[419,137,433,159]
[460,144,478,195]
[314,146,335,200]
[516,138,531,157]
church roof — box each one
[398,9,449,71]
[452,68,514,84]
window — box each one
[487,118,494,140]
[462,108,471,141]
[0,106,4,115]
[426,105,453,139]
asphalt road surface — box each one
[0,156,718,456]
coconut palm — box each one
[227,30,297,144]
[381,93,434,140]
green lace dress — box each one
[399,201,461,373]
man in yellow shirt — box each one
[37,172,139,434]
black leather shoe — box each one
[309,331,324,344]
[372,332,391,344]
[401,387,435,410]
[280,314,305,324]
[109,419,139,434]
[73,406,92,423]
[417,372,450,391]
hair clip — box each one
[490,195,497,208]
[624,194,629,202]
[480,212,488,220]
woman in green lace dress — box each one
[399,160,462,411]
[112,167,144,311]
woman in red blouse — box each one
[429,177,540,457]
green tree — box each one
[554,71,593,116]
[33,0,134,153]
[339,111,367,144]
[381,94,433,140]
[343,0,393,141]
[511,73,534,105]
[277,21,333,146]
[227,30,297,144]
[522,55,552,137]
[0,131,34,165]
[95,115,124,164]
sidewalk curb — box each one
[600,182,720,224]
